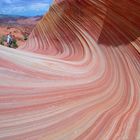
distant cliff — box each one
[0,14,42,26]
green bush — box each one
[0,40,4,45]
[0,36,5,45]
[12,39,18,48]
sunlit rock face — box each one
[0,0,140,139]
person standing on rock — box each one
[7,32,13,48]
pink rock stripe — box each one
[0,0,140,139]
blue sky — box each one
[0,0,53,16]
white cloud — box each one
[0,1,50,16]
[28,3,49,11]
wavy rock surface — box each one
[0,0,140,139]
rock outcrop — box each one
[0,0,140,139]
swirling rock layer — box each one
[0,0,140,139]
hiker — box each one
[7,32,13,48]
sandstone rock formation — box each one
[0,0,140,139]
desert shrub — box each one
[3,35,7,42]
[0,40,4,45]
[0,36,5,45]
[23,34,28,41]
[12,39,18,48]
